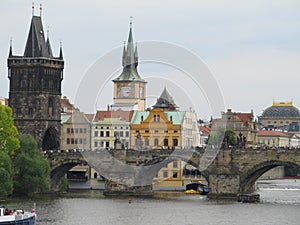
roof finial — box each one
[40,3,42,17]
[32,2,35,16]
[130,16,133,27]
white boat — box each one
[0,206,36,225]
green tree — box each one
[13,134,50,195]
[0,151,13,196]
[0,103,20,155]
[222,130,237,148]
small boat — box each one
[184,189,200,194]
[0,206,36,225]
[185,183,210,195]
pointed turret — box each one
[153,87,178,111]
[59,41,63,60]
[134,42,138,66]
[8,39,13,58]
[122,41,126,67]
[45,28,53,58]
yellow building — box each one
[130,88,201,189]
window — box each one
[145,130,149,133]
[71,138,74,144]
[67,138,70,144]
[28,108,33,116]
[154,138,159,146]
[106,131,110,137]
[100,131,104,137]
[80,128,83,133]
[67,128,70,133]
[105,141,109,147]
[126,131,129,137]
[174,130,178,133]
[145,138,149,146]
[173,161,178,168]
[114,131,119,137]
[173,138,178,146]
[172,172,178,178]
[155,130,158,133]
[95,141,98,147]
[163,171,168,178]
[157,115,160,122]
[94,131,98,137]
[120,131,124,137]
[84,128,87,133]
[164,138,168,146]
[75,128,78,133]
[154,115,156,122]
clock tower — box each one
[111,20,147,111]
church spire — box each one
[125,16,135,67]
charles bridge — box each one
[45,147,300,198]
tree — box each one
[13,134,50,195]
[0,151,13,196]
[0,103,20,155]
[222,130,237,148]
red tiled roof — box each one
[199,126,211,134]
[236,113,253,126]
[257,130,291,137]
[85,114,94,122]
[94,110,134,122]
[61,97,74,109]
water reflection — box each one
[2,179,300,225]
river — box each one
[3,179,300,225]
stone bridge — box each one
[45,148,300,198]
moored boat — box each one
[0,206,36,225]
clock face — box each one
[122,87,131,97]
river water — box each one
[3,179,300,225]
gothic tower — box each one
[7,5,64,150]
[112,20,147,111]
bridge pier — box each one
[207,174,241,199]
[103,180,153,197]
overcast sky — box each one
[1,0,300,120]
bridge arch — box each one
[136,155,208,187]
[240,160,300,193]
[48,152,87,190]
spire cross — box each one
[32,2,34,16]
[10,38,13,47]
[40,3,42,17]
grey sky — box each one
[1,0,300,119]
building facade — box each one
[92,110,133,150]
[60,109,92,150]
[7,10,64,149]
[260,101,300,131]
[214,109,258,148]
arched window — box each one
[94,172,97,179]
[145,138,149,146]
[164,138,168,146]
[48,98,54,116]
[157,115,160,122]
[154,138,159,146]
[154,115,156,122]
[141,115,144,121]
[173,138,178,146]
